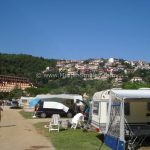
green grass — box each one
[19,110,34,119]
[34,122,111,150]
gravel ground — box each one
[0,106,55,150]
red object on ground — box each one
[96,128,100,132]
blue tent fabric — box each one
[29,97,40,107]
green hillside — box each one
[0,53,56,83]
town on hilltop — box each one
[43,58,150,86]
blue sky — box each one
[0,0,150,61]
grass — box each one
[34,122,111,150]
[19,110,34,119]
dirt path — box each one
[0,106,55,150]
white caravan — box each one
[19,96,34,108]
[91,90,110,133]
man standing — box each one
[0,101,3,122]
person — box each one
[0,100,3,106]
[0,102,3,122]
[32,103,40,118]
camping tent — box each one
[104,89,150,150]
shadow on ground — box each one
[25,145,50,150]
[0,125,16,128]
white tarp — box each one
[43,101,69,112]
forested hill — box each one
[0,53,56,82]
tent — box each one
[104,89,150,150]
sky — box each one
[0,0,150,62]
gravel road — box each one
[0,106,55,150]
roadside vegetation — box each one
[34,122,110,150]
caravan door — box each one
[91,101,100,132]
[91,101,108,133]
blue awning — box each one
[29,97,40,107]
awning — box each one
[29,97,40,107]
[111,89,150,100]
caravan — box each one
[91,90,110,133]
[19,97,34,108]
[104,89,150,150]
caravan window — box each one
[22,99,27,104]
[147,102,150,111]
[124,102,130,116]
[93,102,99,115]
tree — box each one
[122,82,150,89]
[25,87,49,96]
[8,88,24,100]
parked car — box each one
[34,100,75,118]
[10,101,19,109]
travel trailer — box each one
[91,90,110,133]
[104,89,150,150]
[18,96,34,108]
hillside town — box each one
[44,58,150,86]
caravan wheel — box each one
[41,112,46,118]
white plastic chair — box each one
[49,114,61,132]
[71,113,84,130]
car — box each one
[35,108,74,118]
[34,101,75,118]
[10,101,19,109]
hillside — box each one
[1,53,150,99]
[0,53,56,83]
